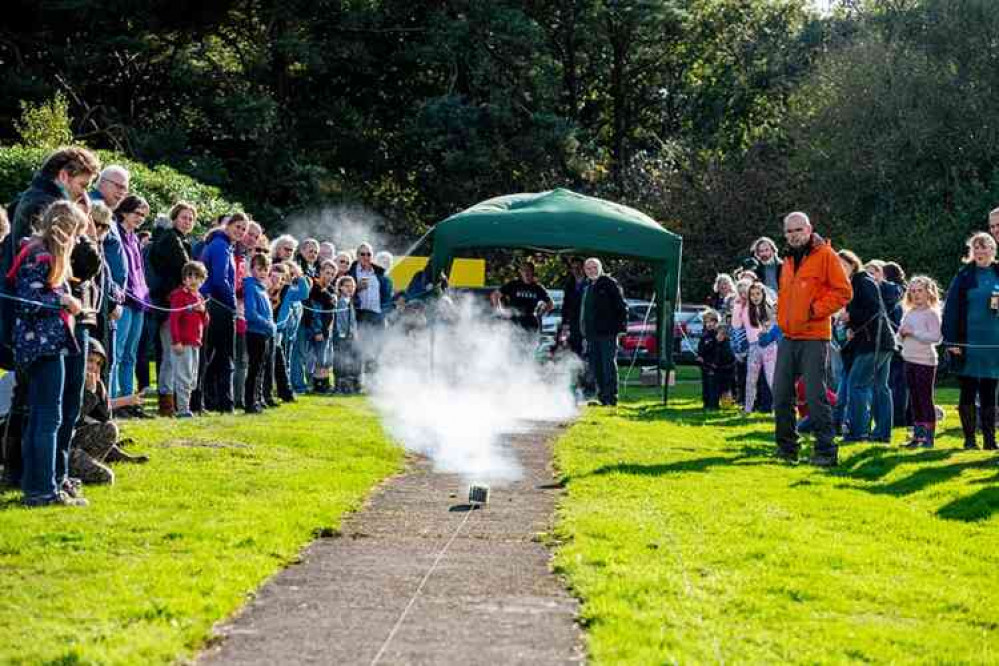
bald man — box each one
[773,212,852,467]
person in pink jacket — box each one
[733,281,778,413]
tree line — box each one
[1,0,995,297]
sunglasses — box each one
[358,252,371,256]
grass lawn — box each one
[0,395,402,665]
[555,367,999,664]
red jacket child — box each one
[169,287,210,346]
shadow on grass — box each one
[938,485,999,522]
[834,446,999,521]
[580,443,774,479]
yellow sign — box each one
[388,257,486,289]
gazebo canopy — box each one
[427,189,683,401]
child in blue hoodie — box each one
[242,253,277,414]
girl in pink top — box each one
[734,282,777,413]
[898,276,943,448]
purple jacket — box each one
[120,224,150,310]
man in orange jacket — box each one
[773,212,853,466]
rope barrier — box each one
[0,292,63,310]
[369,507,474,665]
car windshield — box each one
[628,304,657,323]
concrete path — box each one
[200,422,584,665]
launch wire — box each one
[369,506,475,666]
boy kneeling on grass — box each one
[70,339,149,485]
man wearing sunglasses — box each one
[348,242,394,377]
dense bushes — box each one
[0,145,240,221]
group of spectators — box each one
[0,146,399,507]
[698,211,999,467]
[490,257,629,407]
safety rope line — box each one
[369,507,474,666]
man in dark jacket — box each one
[560,257,586,356]
[581,258,628,406]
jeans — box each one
[774,339,835,456]
[847,351,893,441]
[57,328,89,487]
[586,336,619,404]
[290,325,309,393]
[113,306,144,397]
[21,355,65,502]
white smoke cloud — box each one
[282,205,399,256]
[367,295,581,485]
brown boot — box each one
[105,444,149,465]
[157,393,175,418]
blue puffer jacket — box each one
[276,277,310,334]
[199,230,237,309]
[242,276,276,337]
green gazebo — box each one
[428,189,683,403]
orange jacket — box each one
[777,235,852,340]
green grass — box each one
[555,372,999,664]
[0,396,402,665]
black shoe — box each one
[265,400,279,408]
[775,448,799,464]
[244,405,263,415]
[808,453,838,468]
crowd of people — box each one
[3,146,995,506]
[0,146,402,507]
[698,211,999,467]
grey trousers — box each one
[158,322,175,394]
[773,338,836,455]
[173,346,199,413]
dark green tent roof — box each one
[429,189,680,267]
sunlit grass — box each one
[0,396,401,665]
[555,376,999,664]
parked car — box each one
[617,301,706,366]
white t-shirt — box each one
[356,265,381,313]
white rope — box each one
[369,507,474,666]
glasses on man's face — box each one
[106,180,128,193]
[358,252,371,257]
[785,227,806,235]
[254,248,268,254]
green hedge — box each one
[0,145,240,222]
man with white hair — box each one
[989,207,999,244]
[374,251,393,272]
[91,165,129,209]
[580,258,628,406]
[90,165,130,339]
[773,212,852,466]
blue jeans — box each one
[113,306,144,397]
[57,329,89,486]
[290,325,309,393]
[21,355,65,502]
[847,351,893,441]
[833,363,850,431]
